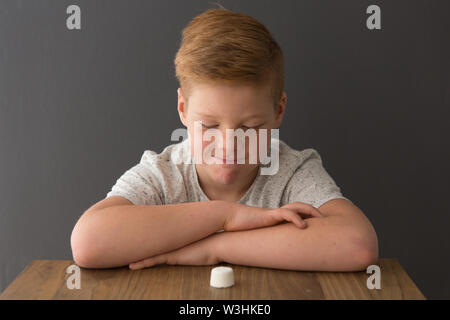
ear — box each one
[177,88,188,127]
[274,91,287,128]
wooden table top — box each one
[0,258,425,300]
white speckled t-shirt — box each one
[105,138,350,210]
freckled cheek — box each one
[188,129,215,158]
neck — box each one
[195,165,259,202]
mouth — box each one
[213,156,246,164]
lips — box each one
[213,156,246,164]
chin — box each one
[209,164,242,185]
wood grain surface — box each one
[0,258,425,300]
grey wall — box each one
[1,0,449,299]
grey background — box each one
[0,0,449,299]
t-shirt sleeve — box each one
[284,149,350,209]
[105,151,164,206]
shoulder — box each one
[129,139,190,188]
[246,139,324,208]
[136,139,192,203]
[278,141,345,207]
[140,139,190,164]
[277,139,323,173]
[277,140,331,192]
[137,139,190,175]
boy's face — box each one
[177,82,286,185]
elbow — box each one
[71,242,95,269]
[71,212,125,269]
[350,230,379,271]
[355,243,379,271]
[70,217,101,269]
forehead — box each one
[188,82,273,118]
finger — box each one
[266,208,306,229]
[284,209,306,228]
[129,254,166,270]
[284,202,324,218]
[129,259,152,270]
[129,261,147,270]
[272,208,306,228]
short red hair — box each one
[174,6,284,108]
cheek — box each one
[188,128,216,160]
[240,129,273,164]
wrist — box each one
[220,200,244,230]
[208,231,227,264]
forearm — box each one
[214,216,378,272]
[71,200,235,268]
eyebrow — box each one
[195,113,265,121]
[195,113,217,119]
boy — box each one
[71,8,378,271]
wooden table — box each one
[0,258,425,300]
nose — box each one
[209,128,252,160]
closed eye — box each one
[242,123,264,130]
[202,124,264,130]
[202,124,218,129]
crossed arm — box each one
[128,199,379,272]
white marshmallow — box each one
[210,266,235,288]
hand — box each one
[224,201,324,232]
[129,233,221,270]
